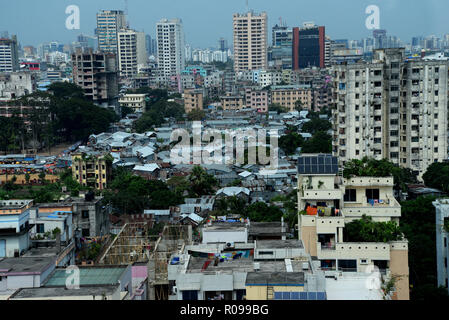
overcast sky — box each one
[1,0,448,48]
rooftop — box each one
[245,272,305,286]
[43,266,127,287]
[256,240,304,249]
[0,257,54,274]
[10,284,120,299]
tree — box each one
[188,166,218,197]
[294,100,304,112]
[423,162,449,192]
[243,202,284,222]
[279,131,304,155]
[187,109,206,121]
[134,99,184,133]
[25,173,30,185]
[301,118,331,135]
[268,103,287,114]
[399,196,449,300]
[343,215,403,243]
[344,157,417,191]
[301,131,332,154]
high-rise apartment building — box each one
[117,29,147,78]
[292,23,325,70]
[96,10,127,54]
[332,48,449,180]
[71,48,119,107]
[156,18,185,82]
[233,11,268,74]
[0,35,19,72]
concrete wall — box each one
[202,230,247,244]
[389,242,410,300]
[300,225,318,257]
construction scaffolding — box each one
[148,224,192,300]
[99,222,158,265]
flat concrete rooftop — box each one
[256,239,304,249]
[10,284,120,299]
[0,257,54,274]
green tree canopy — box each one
[343,215,403,243]
[343,157,417,191]
[301,131,332,154]
[422,162,449,192]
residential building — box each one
[183,89,203,113]
[156,18,185,82]
[297,154,410,300]
[332,48,449,180]
[96,10,127,54]
[433,198,449,292]
[233,11,268,74]
[220,94,245,110]
[71,152,112,190]
[0,200,33,258]
[245,88,269,112]
[10,265,133,300]
[0,36,19,72]
[270,85,313,111]
[119,93,147,113]
[167,239,327,300]
[71,48,119,107]
[117,28,147,78]
[292,23,325,70]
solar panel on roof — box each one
[298,155,339,175]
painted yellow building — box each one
[71,152,112,190]
[184,89,204,113]
[270,85,312,111]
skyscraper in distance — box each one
[292,22,325,70]
[156,18,185,82]
[96,10,127,54]
[233,11,268,74]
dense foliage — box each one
[343,157,417,191]
[343,215,403,243]
[301,118,332,135]
[0,82,118,153]
[422,162,449,193]
[134,99,184,133]
[400,196,449,300]
[103,170,183,214]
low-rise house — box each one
[10,265,133,300]
[133,163,160,180]
[0,200,34,258]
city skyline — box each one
[1,0,449,48]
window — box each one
[82,210,89,219]
[82,228,90,237]
[344,189,356,202]
[36,224,44,233]
[366,189,380,201]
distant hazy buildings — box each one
[156,18,185,82]
[233,11,268,74]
